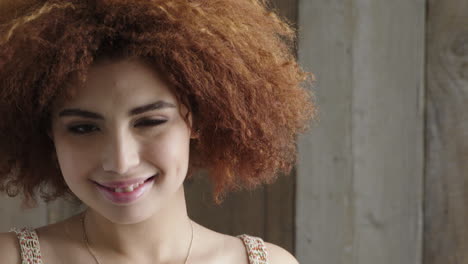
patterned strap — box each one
[9,227,43,264]
[238,234,268,264]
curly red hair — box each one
[0,0,315,205]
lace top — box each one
[10,228,43,264]
[10,227,269,264]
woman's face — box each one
[50,58,193,224]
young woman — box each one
[0,0,315,263]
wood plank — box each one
[297,1,355,262]
[425,1,468,263]
[351,2,424,263]
[297,0,425,263]
[264,0,297,253]
[185,172,266,238]
[264,171,296,253]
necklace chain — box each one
[80,211,194,264]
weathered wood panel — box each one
[297,1,354,263]
[264,0,298,253]
[351,1,424,263]
[185,174,267,238]
[425,1,468,263]
[297,0,425,263]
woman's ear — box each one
[181,104,198,139]
[187,112,199,139]
[189,120,200,140]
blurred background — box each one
[1,0,466,263]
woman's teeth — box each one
[113,180,145,193]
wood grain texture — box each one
[297,1,355,262]
[351,2,424,263]
[264,0,297,253]
[425,1,468,263]
[185,173,266,239]
[297,0,425,263]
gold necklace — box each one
[80,211,194,264]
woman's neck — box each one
[82,187,193,263]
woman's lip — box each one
[95,176,156,205]
[93,174,156,188]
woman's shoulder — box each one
[263,241,299,264]
[192,223,248,263]
[196,223,298,264]
[0,231,22,264]
[237,234,299,264]
[0,215,83,264]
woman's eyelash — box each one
[67,124,99,135]
[67,119,167,134]
[135,119,167,127]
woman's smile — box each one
[93,174,156,190]
[93,174,158,205]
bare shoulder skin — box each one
[35,214,95,264]
[194,222,299,264]
[0,231,21,264]
[265,242,300,264]
[31,214,251,264]
[0,215,295,264]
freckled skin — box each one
[51,57,194,224]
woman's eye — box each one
[135,119,167,127]
[67,124,99,134]
[65,120,165,134]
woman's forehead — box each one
[58,58,178,109]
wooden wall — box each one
[425,0,468,263]
[297,0,425,263]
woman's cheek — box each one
[145,127,190,175]
[56,139,99,183]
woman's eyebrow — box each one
[129,100,176,115]
[58,100,176,119]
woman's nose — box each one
[101,128,140,175]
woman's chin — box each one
[89,203,159,225]
[106,211,151,225]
